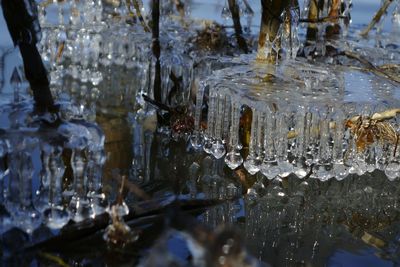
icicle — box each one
[221,0,231,20]
[332,110,348,180]
[313,110,334,181]
[190,81,206,150]
[243,109,262,175]
[260,109,280,180]
[69,149,93,222]
[44,147,69,229]
[15,151,42,234]
[225,101,243,169]
[275,113,293,178]
[222,95,232,142]
[204,91,217,154]
[34,143,52,213]
[292,107,308,178]
[305,110,319,167]
[86,149,107,216]
[211,94,226,159]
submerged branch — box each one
[360,0,394,37]
[228,0,249,53]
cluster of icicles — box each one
[190,85,400,181]
[0,103,107,235]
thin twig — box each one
[337,50,400,84]
[228,0,249,53]
[360,0,394,37]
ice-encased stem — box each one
[224,101,243,169]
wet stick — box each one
[360,0,394,37]
[228,0,249,53]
